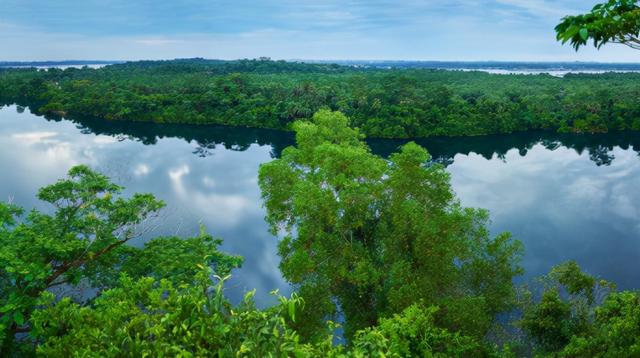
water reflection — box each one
[0,105,288,305]
[34,108,295,159]
[20,103,640,168]
[367,131,638,168]
[1,104,640,304]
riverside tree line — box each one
[2,58,640,138]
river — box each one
[2,104,639,305]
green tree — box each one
[520,261,616,356]
[0,166,242,354]
[556,0,640,50]
[520,261,640,357]
[559,291,640,358]
[347,305,509,357]
[4,59,640,137]
[30,271,317,357]
[30,271,511,357]
[258,109,523,340]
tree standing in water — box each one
[259,109,523,340]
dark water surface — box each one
[2,105,640,304]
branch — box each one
[46,278,70,288]
[625,35,640,45]
[44,238,128,287]
[611,37,640,50]
[44,210,161,289]
[14,325,31,333]
[623,42,640,50]
[619,35,640,49]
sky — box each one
[1,0,639,62]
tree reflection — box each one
[8,103,640,167]
[368,131,640,167]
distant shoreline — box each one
[5,58,640,82]
[0,60,123,68]
[3,59,640,72]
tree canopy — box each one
[556,0,640,50]
[518,261,640,357]
[4,59,640,138]
[258,109,524,340]
[0,166,242,354]
[0,162,508,357]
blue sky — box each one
[1,0,639,62]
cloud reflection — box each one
[2,104,640,305]
[449,144,640,288]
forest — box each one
[2,58,640,138]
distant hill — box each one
[5,58,640,72]
[0,60,123,68]
[4,58,640,73]
[303,60,640,71]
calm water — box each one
[2,105,640,304]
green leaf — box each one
[288,300,296,322]
[579,28,589,41]
[0,304,14,313]
[14,311,24,326]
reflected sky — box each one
[0,105,287,305]
[1,105,640,305]
[449,146,640,287]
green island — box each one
[2,58,640,138]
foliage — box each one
[258,110,523,340]
[347,305,510,358]
[556,0,640,50]
[0,166,242,354]
[4,59,640,138]
[559,291,640,358]
[30,272,318,357]
[521,262,640,357]
[30,271,510,358]
[519,261,623,356]
[120,231,242,286]
[0,162,510,357]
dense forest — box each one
[2,58,640,138]
[2,110,640,357]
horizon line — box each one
[2,58,640,65]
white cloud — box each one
[134,163,150,177]
[134,38,186,46]
[0,0,638,61]
[93,135,118,144]
[12,131,58,144]
[495,0,577,17]
[169,164,190,184]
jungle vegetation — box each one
[2,57,640,139]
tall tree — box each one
[258,109,523,340]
